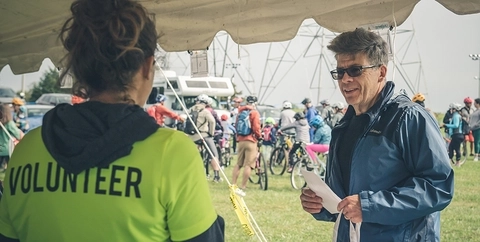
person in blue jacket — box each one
[302,98,317,142]
[442,103,465,167]
[299,28,454,242]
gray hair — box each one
[327,28,389,66]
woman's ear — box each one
[142,56,155,79]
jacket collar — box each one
[342,81,395,124]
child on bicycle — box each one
[261,117,277,162]
[278,112,310,172]
[220,114,236,149]
[306,115,331,162]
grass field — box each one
[209,154,480,242]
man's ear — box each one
[378,64,387,82]
[142,56,155,79]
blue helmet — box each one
[309,115,324,127]
[156,94,167,103]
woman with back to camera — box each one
[0,0,224,241]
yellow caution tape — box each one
[229,185,254,237]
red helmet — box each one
[464,97,473,104]
[221,114,229,121]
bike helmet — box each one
[12,97,24,106]
[464,97,473,104]
[246,95,258,103]
[451,103,463,111]
[265,117,275,124]
[196,94,209,104]
[155,94,167,103]
[293,111,305,120]
[221,114,229,121]
[301,98,311,105]
[206,96,214,106]
[283,101,292,109]
[411,93,425,103]
[309,115,324,127]
[332,102,344,109]
[320,99,330,105]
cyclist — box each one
[279,101,296,144]
[188,94,222,182]
[319,99,334,128]
[230,97,243,153]
[441,103,465,167]
[261,117,277,164]
[329,102,345,128]
[232,95,261,196]
[147,94,184,127]
[12,97,29,133]
[461,97,474,157]
[412,93,435,119]
[278,112,310,172]
[220,114,236,147]
[301,98,317,142]
[305,115,331,162]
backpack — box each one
[461,118,470,135]
[184,108,203,135]
[262,125,273,142]
[236,110,252,136]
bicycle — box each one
[195,140,211,179]
[248,141,268,190]
[220,136,233,167]
[290,142,327,190]
[269,133,295,175]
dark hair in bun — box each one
[59,0,158,101]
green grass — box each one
[210,156,480,241]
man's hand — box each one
[337,195,362,223]
[300,188,324,214]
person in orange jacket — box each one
[147,94,184,126]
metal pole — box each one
[469,54,480,98]
[477,59,480,98]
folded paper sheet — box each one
[301,168,341,214]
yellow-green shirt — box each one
[0,127,217,241]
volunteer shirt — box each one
[0,102,218,241]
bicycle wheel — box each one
[258,153,268,190]
[248,157,260,184]
[202,149,210,179]
[269,147,287,175]
[291,159,307,190]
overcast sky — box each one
[1,0,479,113]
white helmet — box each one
[196,94,209,104]
[453,103,463,111]
[206,96,214,105]
[283,101,292,109]
[320,99,330,105]
[332,102,344,109]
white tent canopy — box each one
[1,0,479,74]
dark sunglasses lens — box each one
[331,70,345,80]
[346,66,363,77]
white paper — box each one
[301,168,341,214]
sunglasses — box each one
[330,64,381,80]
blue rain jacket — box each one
[313,81,454,242]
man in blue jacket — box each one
[300,27,454,242]
[302,98,317,142]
